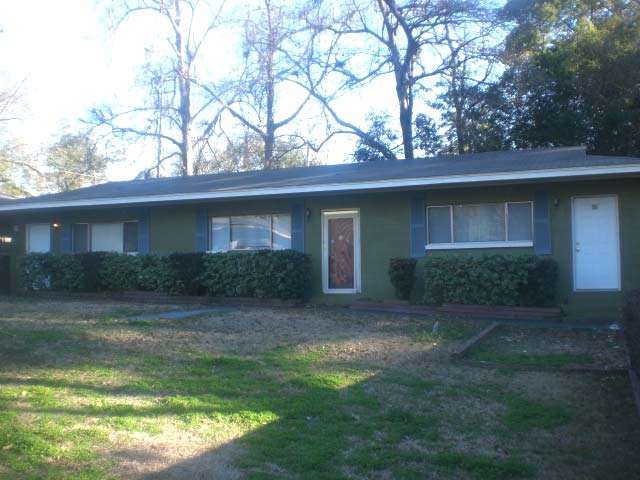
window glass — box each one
[211,217,230,252]
[27,223,51,253]
[272,214,292,250]
[73,224,89,253]
[507,203,533,241]
[123,221,139,253]
[454,204,505,242]
[91,223,123,252]
[427,206,452,243]
[230,215,271,250]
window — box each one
[210,214,291,252]
[26,223,51,253]
[75,221,138,253]
[426,202,533,249]
[73,224,89,253]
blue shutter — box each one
[60,223,72,253]
[138,209,150,254]
[290,201,305,252]
[534,189,552,255]
[195,207,209,252]
[409,193,426,258]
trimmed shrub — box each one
[624,290,640,370]
[167,252,206,295]
[97,253,140,291]
[423,254,558,307]
[19,250,312,300]
[76,252,109,291]
[137,255,174,292]
[388,258,417,300]
[20,253,84,291]
[200,250,312,300]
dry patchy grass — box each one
[0,297,638,479]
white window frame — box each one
[209,214,291,252]
[26,223,51,253]
[425,201,534,250]
[321,209,361,294]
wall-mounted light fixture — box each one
[0,236,12,244]
[52,223,60,229]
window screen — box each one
[211,214,292,251]
[272,214,292,250]
[211,217,230,252]
[453,204,505,242]
[73,224,89,253]
[230,215,271,250]
[427,206,452,243]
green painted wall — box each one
[2,177,639,321]
[304,192,410,303]
[149,205,196,253]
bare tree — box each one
[201,0,313,169]
[92,0,226,176]
[433,19,503,154]
[301,0,484,160]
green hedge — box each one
[624,290,640,370]
[388,258,417,300]
[200,250,312,300]
[19,250,311,300]
[423,254,558,307]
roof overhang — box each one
[1,163,639,213]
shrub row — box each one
[624,290,640,370]
[20,250,312,300]
[422,254,558,307]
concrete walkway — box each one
[132,307,234,320]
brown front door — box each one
[328,217,354,289]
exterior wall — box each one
[415,178,640,321]
[304,192,410,303]
[1,176,638,322]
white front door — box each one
[572,196,620,291]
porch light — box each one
[0,236,12,244]
[52,223,60,229]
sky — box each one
[0,0,430,183]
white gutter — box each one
[1,163,639,212]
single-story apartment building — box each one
[0,146,639,319]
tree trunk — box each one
[174,0,193,176]
[396,76,415,160]
[263,0,276,169]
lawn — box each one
[0,298,639,479]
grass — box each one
[0,298,638,479]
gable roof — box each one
[1,146,639,213]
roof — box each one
[1,146,639,213]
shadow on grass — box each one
[1,306,639,480]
